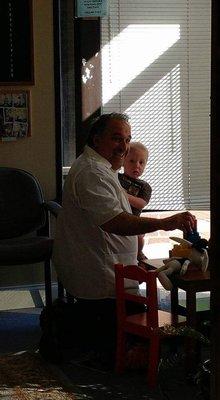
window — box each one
[101,0,211,210]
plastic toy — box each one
[157,235,209,290]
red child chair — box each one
[114,263,185,388]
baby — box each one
[119,141,152,264]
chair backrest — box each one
[0,167,46,239]
[115,264,159,328]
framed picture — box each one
[0,90,30,141]
[0,0,34,85]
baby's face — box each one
[123,147,148,179]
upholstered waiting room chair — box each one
[0,167,62,307]
[114,263,186,388]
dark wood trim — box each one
[53,3,101,198]
[210,0,220,398]
[73,15,101,157]
[53,0,63,203]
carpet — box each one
[0,351,76,399]
[60,350,205,400]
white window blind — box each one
[101,0,211,210]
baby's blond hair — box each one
[129,142,149,158]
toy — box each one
[157,235,209,290]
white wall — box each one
[0,0,56,291]
[1,0,56,201]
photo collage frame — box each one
[0,91,30,141]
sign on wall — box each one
[76,0,108,17]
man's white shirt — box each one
[52,145,139,299]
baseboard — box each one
[0,282,58,291]
[0,283,58,310]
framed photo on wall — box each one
[0,0,34,85]
[0,90,31,141]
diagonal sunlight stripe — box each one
[125,65,185,210]
[102,24,180,105]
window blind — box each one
[101,0,211,210]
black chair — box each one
[0,167,62,307]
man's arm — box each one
[101,211,196,236]
[126,193,148,210]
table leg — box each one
[185,289,201,372]
[185,289,197,328]
[170,287,180,353]
[171,287,178,314]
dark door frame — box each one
[210,0,220,398]
[53,0,101,203]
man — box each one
[52,112,196,357]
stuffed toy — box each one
[157,234,209,290]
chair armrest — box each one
[44,201,62,218]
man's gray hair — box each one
[86,113,129,147]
